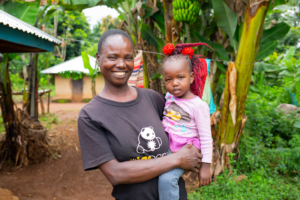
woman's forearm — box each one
[100,153,179,186]
[99,144,202,186]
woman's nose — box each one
[116,59,126,68]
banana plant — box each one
[81,51,98,97]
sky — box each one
[82,6,119,29]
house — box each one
[41,55,104,102]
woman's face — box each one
[97,35,134,87]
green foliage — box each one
[211,0,238,51]
[141,24,164,50]
[0,115,4,134]
[81,51,97,80]
[188,170,300,200]
[40,113,59,129]
[0,0,39,25]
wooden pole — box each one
[40,94,45,115]
[27,53,39,120]
[47,91,50,113]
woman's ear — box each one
[190,72,194,84]
[96,52,100,66]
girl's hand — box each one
[175,143,202,171]
[198,163,212,187]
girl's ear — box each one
[190,72,194,84]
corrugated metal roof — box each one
[0,10,62,45]
[40,55,99,74]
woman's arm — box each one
[99,144,202,186]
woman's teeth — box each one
[113,72,126,77]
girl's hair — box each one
[162,43,211,98]
[97,29,134,54]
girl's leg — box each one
[158,149,184,200]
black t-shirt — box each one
[78,87,187,200]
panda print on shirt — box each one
[136,126,162,154]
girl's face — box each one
[163,59,194,99]
[96,35,134,87]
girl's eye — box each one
[109,57,117,60]
[179,77,184,79]
[166,79,171,82]
[126,57,133,61]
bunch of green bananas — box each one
[172,0,200,24]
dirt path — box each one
[0,103,197,200]
[1,103,114,200]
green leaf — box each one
[152,12,165,36]
[254,62,277,72]
[193,31,229,61]
[267,0,288,13]
[261,22,290,44]
[1,0,39,25]
[141,24,164,50]
[151,72,162,80]
[294,120,300,129]
[216,61,227,73]
[256,41,278,61]
[211,0,238,51]
[283,47,296,60]
[274,4,295,12]
[81,51,96,76]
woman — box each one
[78,29,202,200]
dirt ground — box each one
[0,103,197,200]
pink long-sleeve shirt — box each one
[162,93,212,163]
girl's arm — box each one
[99,143,202,186]
[194,100,213,187]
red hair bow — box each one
[163,43,175,56]
[182,47,194,58]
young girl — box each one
[159,43,213,200]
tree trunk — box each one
[27,53,39,120]
[164,0,173,44]
[91,79,96,97]
[211,0,271,177]
[0,54,18,162]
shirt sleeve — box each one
[78,113,116,171]
[194,100,213,163]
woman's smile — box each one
[112,71,127,78]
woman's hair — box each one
[162,43,211,98]
[97,29,134,54]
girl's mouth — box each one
[173,89,181,95]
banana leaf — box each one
[283,47,296,60]
[256,41,278,61]
[211,0,238,51]
[193,31,229,61]
[141,24,164,50]
[260,22,290,44]
[0,0,39,25]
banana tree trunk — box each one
[163,0,172,43]
[212,0,270,177]
[26,53,39,119]
[0,54,18,163]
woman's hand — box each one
[198,163,212,187]
[175,143,202,171]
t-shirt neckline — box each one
[94,87,141,107]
